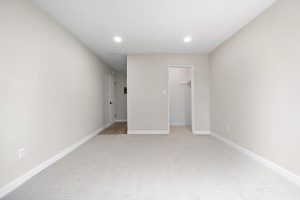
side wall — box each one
[127,54,210,132]
[116,71,127,121]
[210,0,300,176]
[0,0,113,187]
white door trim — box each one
[108,73,116,124]
[167,65,195,134]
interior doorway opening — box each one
[106,71,128,134]
[168,65,194,134]
[108,73,117,125]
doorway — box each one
[168,65,194,133]
[108,74,117,125]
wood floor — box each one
[100,122,127,134]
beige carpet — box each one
[2,126,300,200]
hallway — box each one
[100,122,127,135]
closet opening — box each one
[168,65,194,134]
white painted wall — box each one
[127,54,210,132]
[169,68,191,125]
[0,0,113,187]
[210,0,300,176]
[115,72,127,121]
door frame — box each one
[108,73,117,125]
[167,65,195,134]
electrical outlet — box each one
[226,125,231,133]
[18,148,25,159]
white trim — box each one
[115,119,127,122]
[167,65,195,134]
[193,131,210,135]
[0,123,112,199]
[127,130,169,134]
[211,132,300,187]
[108,74,117,124]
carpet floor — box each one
[2,126,300,200]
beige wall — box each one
[210,0,300,176]
[116,71,127,121]
[127,54,210,132]
[0,0,113,187]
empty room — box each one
[0,0,300,199]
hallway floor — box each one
[3,126,300,200]
[100,122,127,135]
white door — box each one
[109,74,116,124]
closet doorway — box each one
[168,65,194,133]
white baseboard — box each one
[115,119,127,122]
[127,130,169,134]
[193,131,210,135]
[210,132,300,187]
[0,123,111,199]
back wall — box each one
[115,71,127,121]
[127,54,210,133]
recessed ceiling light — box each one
[114,36,122,43]
[184,36,192,43]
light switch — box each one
[18,148,25,159]
[162,90,167,95]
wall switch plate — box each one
[162,90,167,95]
[18,148,25,159]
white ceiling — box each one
[32,0,276,71]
